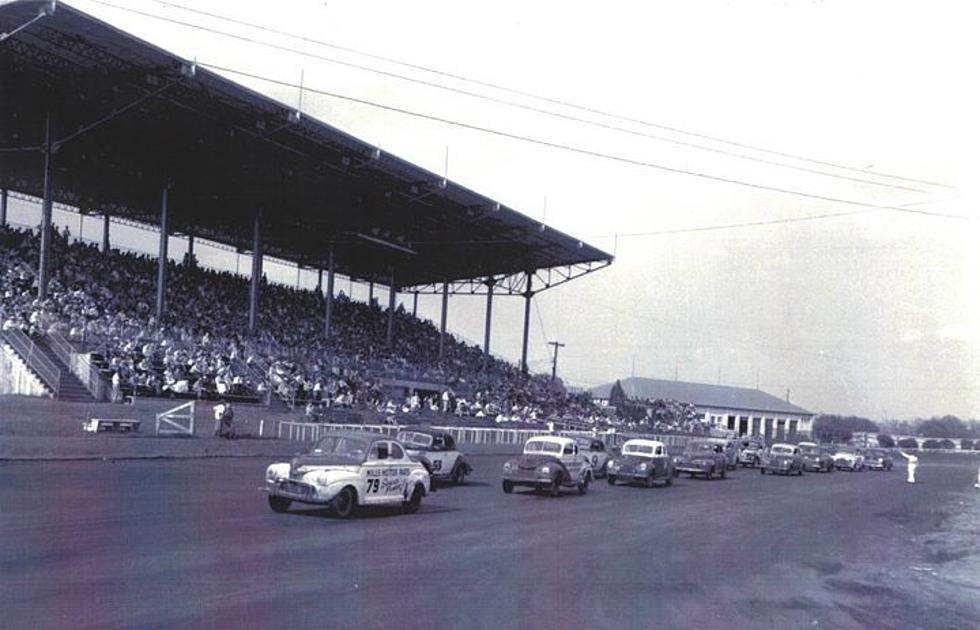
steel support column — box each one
[102,214,110,253]
[0,188,8,226]
[186,233,195,266]
[248,211,262,332]
[483,276,494,367]
[438,281,449,360]
[37,114,53,300]
[316,267,323,293]
[521,271,533,374]
[386,270,397,347]
[368,281,374,306]
[155,185,170,320]
[412,291,418,317]
[324,247,335,338]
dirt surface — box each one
[3,453,978,629]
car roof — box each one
[771,443,796,449]
[396,426,451,439]
[623,439,665,449]
[528,435,573,445]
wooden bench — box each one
[83,418,141,433]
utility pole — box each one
[548,341,565,382]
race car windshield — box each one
[396,432,433,448]
[800,446,820,455]
[310,436,370,461]
[624,444,654,455]
[771,446,794,455]
[525,441,562,454]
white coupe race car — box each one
[396,426,472,485]
[264,431,431,518]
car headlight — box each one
[266,468,278,481]
[503,461,514,472]
[638,462,649,470]
[539,465,551,475]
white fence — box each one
[276,422,694,450]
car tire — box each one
[549,477,561,497]
[403,483,423,514]
[720,467,727,480]
[760,467,766,475]
[332,486,357,519]
[706,468,713,480]
[268,495,291,513]
[452,465,467,486]
[672,469,680,478]
[502,480,514,494]
[665,474,673,487]
[797,467,803,476]
[644,474,655,488]
[608,475,617,486]
[578,474,591,495]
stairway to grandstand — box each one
[0,330,95,402]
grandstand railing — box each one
[47,332,110,402]
[0,329,62,395]
[276,421,694,450]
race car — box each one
[704,437,739,470]
[264,431,431,518]
[607,438,674,488]
[738,441,766,468]
[864,448,894,471]
[502,435,593,496]
[833,446,866,471]
[396,426,472,485]
[760,443,804,476]
[573,436,611,477]
[672,438,728,479]
[799,443,835,472]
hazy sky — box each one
[23,0,979,419]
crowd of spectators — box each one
[0,225,612,428]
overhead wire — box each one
[124,0,953,190]
[86,0,947,193]
[195,62,974,222]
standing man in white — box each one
[898,450,918,483]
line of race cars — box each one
[262,427,896,517]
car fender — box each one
[266,462,291,481]
[407,466,431,496]
[299,468,362,502]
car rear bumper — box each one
[675,464,712,475]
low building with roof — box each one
[590,377,814,442]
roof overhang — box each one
[0,0,612,290]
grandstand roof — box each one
[0,1,611,289]
[590,377,813,416]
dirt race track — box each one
[2,453,979,630]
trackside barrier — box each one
[275,422,695,451]
[156,401,195,436]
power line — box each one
[87,0,950,193]
[131,0,954,190]
[196,62,974,222]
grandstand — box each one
[0,1,611,424]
